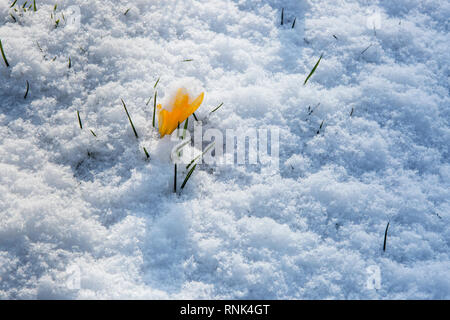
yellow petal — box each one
[189,92,204,114]
[174,88,189,109]
[157,88,205,138]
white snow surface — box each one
[0,0,449,299]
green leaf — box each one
[182,117,189,140]
[143,147,150,159]
[24,80,29,99]
[181,164,197,190]
[173,164,177,193]
[154,76,160,88]
[303,53,323,86]
[383,222,390,252]
[121,99,139,138]
[210,102,224,113]
[186,142,215,170]
[152,90,157,128]
[77,110,82,129]
[0,39,10,68]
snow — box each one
[0,0,449,299]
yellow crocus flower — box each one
[157,88,204,137]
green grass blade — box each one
[193,112,198,121]
[174,164,177,193]
[173,138,190,157]
[90,129,97,137]
[316,120,324,134]
[182,117,189,140]
[124,8,131,15]
[33,0,36,11]
[0,39,10,68]
[181,164,197,190]
[185,158,196,171]
[154,77,160,89]
[303,53,323,86]
[210,102,223,113]
[186,142,215,170]
[24,80,29,99]
[10,0,18,8]
[281,8,284,25]
[77,110,82,129]
[36,41,43,52]
[171,137,191,163]
[361,44,372,55]
[143,147,150,159]
[152,90,157,127]
[383,222,390,252]
[68,57,71,69]
[121,99,139,138]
